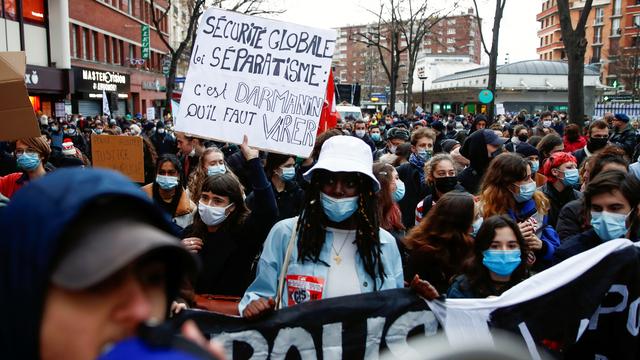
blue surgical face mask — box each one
[208,164,226,176]
[561,168,579,187]
[590,211,628,241]
[393,179,405,202]
[320,192,359,223]
[280,166,296,181]
[531,160,539,173]
[471,217,483,237]
[417,149,432,162]
[156,175,179,190]
[482,249,521,276]
[371,133,381,142]
[513,181,536,203]
[16,152,41,171]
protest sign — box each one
[178,240,640,359]
[176,8,336,158]
[146,107,156,121]
[0,52,40,141]
[91,134,144,182]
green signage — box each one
[141,24,150,60]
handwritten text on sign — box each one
[176,8,336,157]
[91,134,144,183]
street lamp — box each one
[402,81,408,114]
[418,74,428,112]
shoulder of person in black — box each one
[553,229,601,265]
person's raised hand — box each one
[242,297,275,320]
[410,275,440,300]
[240,135,259,161]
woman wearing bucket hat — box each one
[239,135,404,319]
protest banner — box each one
[91,134,144,182]
[178,240,640,359]
[176,8,336,158]
[0,52,41,141]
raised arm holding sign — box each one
[176,8,336,158]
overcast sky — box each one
[265,0,540,65]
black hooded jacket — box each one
[458,129,492,195]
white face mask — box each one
[355,129,366,138]
[198,202,233,226]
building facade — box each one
[69,0,170,117]
[332,8,481,103]
[1,0,73,119]
[536,0,640,89]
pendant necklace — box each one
[331,230,353,265]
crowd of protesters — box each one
[3,108,640,358]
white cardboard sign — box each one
[176,8,336,157]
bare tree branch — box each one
[472,0,490,56]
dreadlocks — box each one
[295,170,386,290]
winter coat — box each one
[541,183,583,229]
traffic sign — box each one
[479,89,494,104]
[141,25,150,59]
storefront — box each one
[25,65,72,119]
[71,66,130,117]
[130,72,166,119]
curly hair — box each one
[295,169,386,290]
[480,152,549,218]
[424,153,455,186]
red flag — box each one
[318,69,339,134]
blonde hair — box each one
[424,153,455,185]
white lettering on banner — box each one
[589,284,629,330]
[271,327,317,360]
[208,312,438,359]
[176,8,336,158]
[212,330,268,360]
[322,323,342,360]
[385,311,438,358]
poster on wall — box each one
[176,8,336,157]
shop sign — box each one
[24,65,68,93]
[73,67,130,93]
[142,79,162,91]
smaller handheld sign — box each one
[91,134,144,182]
[479,89,494,104]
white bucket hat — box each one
[303,135,380,192]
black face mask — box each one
[434,176,458,194]
[588,137,608,152]
[518,135,528,142]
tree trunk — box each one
[486,0,504,118]
[165,54,178,108]
[566,36,587,127]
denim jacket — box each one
[238,217,405,315]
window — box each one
[425,48,432,54]
[129,43,135,64]
[104,35,110,63]
[447,46,454,53]
[447,38,455,44]
[594,8,604,24]
[594,27,602,43]
[447,19,455,25]
[613,0,622,15]
[113,37,119,64]
[22,0,45,23]
[71,25,78,58]
[612,18,621,35]
[447,28,455,35]
[425,39,431,45]
[635,15,640,28]
[81,28,87,59]
[93,32,98,61]
[592,46,601,63]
